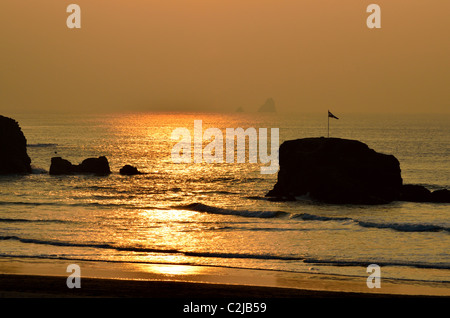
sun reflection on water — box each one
[144,264,205,276]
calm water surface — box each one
[1,112,449,285]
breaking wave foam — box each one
[292,213,450,233]
[175,203,288,218]
[175,203,449,233]
[27,143,58,148]
[1,235,448,271]
[0,218,71,224]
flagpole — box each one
[327,111,329,138]
[327,110,338,138]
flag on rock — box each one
[328,111,339,120]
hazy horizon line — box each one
[3,109,450,117]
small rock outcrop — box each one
[397,184,450,203]
[398,184,431,202]
[119,165,143,176]
[0,115,32,174]
[50,156,111,176]
[49,157,73,175]
[430,189,450,203]
[75,156,111,175]
[266,137,403,204]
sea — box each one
[1,112,449,290]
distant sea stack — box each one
[258,98,276,113]
[0,115,32,174]
[50,156,111,176]
[266,137,450,204]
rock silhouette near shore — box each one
[266,137,450,204]
[50,156,111,176]
[119,165,143,175]
[2,116,449,203]
[0,115,32,175]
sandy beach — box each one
[0,258,448,318]
[0,274,391,298]
[1,257,449,299]
[2,4,450,317]
[4,273,446,300]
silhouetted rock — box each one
[49,157,74,175]
[0,115,32,174]
[430,189,450,203]
[75,156,111,175]
[120,165,143,175]
[266,137,403,204]
[50,156,111,176]
[398,184,431,202]
[258,98,276,112]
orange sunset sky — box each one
[1,0,449,114]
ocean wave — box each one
[0,218,72,224]
[0,252,301,267]
[175,203,288,218]
[0,235,300,261]
[292,213,351,222]
[0,200,168,212]
[244,196,267,200]
[0,253,171,265]
[72,185,115,190]
[0,200,129,209]
[190,176,262,184]
[31,166,48,174]
[27,143,58,148]
[0,201,60,207]
[183,251,302,261]
[192,190,239,196]
[222,226,311,232]
[303,258,450,270]
[1,236,449,272]
[189,176,235,183]
[0,235,180,254]
[292,213,450,233]
[357,221,450,233]
[414,183,449,191]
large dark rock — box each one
[0,115,32,174]
[266,137,403,204]
[119,165,143,176]
[50,156,111,176]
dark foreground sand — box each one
[0,274,444,299]
[4,275,447,316]
[1,257,449,302]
